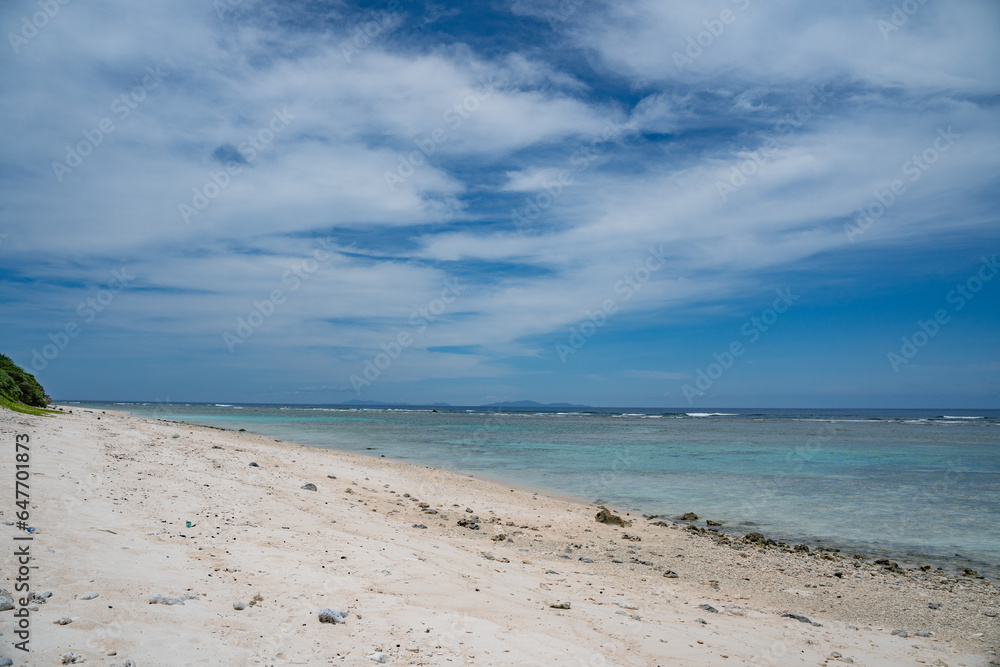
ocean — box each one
[71,402,1000,578]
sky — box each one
[0,0,998,408]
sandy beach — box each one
[1,407,997,666]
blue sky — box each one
[1,0,998,407]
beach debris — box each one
[677,512,698,521]
[595,508,631,527]
[649,520,671,528]
[549,600,571,609]
[0,589,14,611]
[699,604,719,613]
[29,591,48,604]
[248,593,263,607]
[79,591,99,600]
[695,617,708,624]
[782,612,822,627]
[61,652,84,664]
[794,544,810,552]
[301,483,318,491]
[367,652,389,663]
[891,629,908,637]
[212,445,223,449]
[457,517,480,530]
[318,608,348,624]
[327,475,337,479]
[234,601,247,610]
[622,533,641,541]
[249,462,260,467]
[148,592,197,605]
[54,616,74,625]
[961,567,982,578]
[491,533,507,542]
[412,524,428,529]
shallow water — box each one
[74,403,1000,576]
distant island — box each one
[337,399,590,408]
[480,400,591,408]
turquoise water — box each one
[74,403,1000,577]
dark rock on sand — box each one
[457,517,480,530]
[249,462,259,467]
[928,602,941,609]
[744,532,766,544]
[699,604,719,613]
[412,524,428,529]
[301,483,317,491]
[705,519,722,526]
[595,508,631,527]
[677,512,698,521]
[0,589,14,611]
[782,613,821,626]
[890,629,908,637]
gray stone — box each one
[891,629,908,637]
[301,483,317,491]
[0,589,13,612]
[549,601,571,609]
[699,604,719,613]
[249,462,259,467]
[0,657,13,666]
[80,591,99,600]
[318,608,348,624]
[233,601,247,610]
[54,616,73,625]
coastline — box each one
[1,407,997,665]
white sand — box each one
[1,407,997,665]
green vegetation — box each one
[0,354,57,415]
